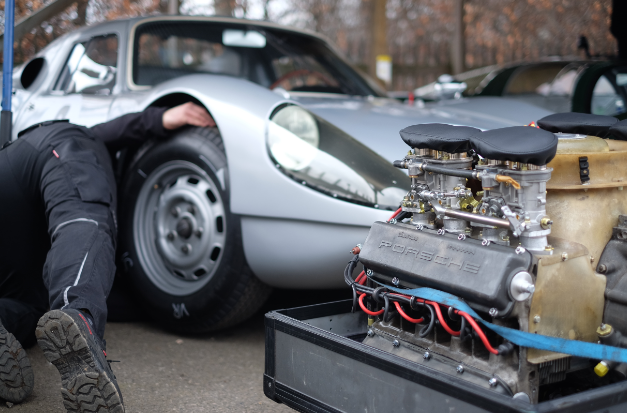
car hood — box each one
[292,94,553,162]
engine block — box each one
[360,222,532,314]
[355,114,627,403]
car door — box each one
[13,34,120,137]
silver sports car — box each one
[8,16,552,332]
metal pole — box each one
[168,0,179,15]
[450,0,465,75]
[1,0,14,146]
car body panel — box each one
[241,217,371,288]
[293,94,552,162]
[9,16,554,288]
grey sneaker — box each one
[0,319,34,403]
[36,309,124,413]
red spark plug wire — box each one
[456,310,499,355]
[394,301,424,323]
[387,207,402,222]
[427,301,460,336]
[352,272,498,353]
[372,293,460,335]
[354,271,367,285]
[358,293,384,316]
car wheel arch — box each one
[115,92,225,182]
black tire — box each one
[118,126,271,333]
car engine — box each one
[347,113,627,403]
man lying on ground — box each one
[0,102,214,412]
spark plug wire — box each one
[426,301,461,336]
[394,301,424,323]
[355,271,366,285]
[387,207,402,222]
[359,293,384,316]
[456,310,499,355]
[344,258,500,354]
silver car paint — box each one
[9,16,552,289]
[291,94,553,162]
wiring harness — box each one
[345,208,514,356]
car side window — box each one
[591,73,626,117]
[54,34,118,95]
[504,63,567,96]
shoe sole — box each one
[0,326,34,403]
[35,310,124,413]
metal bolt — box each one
[195,228,203,238]
[181,244,191,254]
[489,378,498,387]
[171,207,180,217]
[366,269,373,276]
[423,351,431,360]
[367,329,374,337]
[540,216,553,229]
[561,252,568,261]
[392,277,400,287]
[416,224,424,231]
[533,315,541,324]
[188,205,196,215]
[167,231,175,241]
[515,246,525,254]
[458,234,466,241]
[489,308,499,317]
[456,365,464,374]
[390,218,397,224]
[598,264,607,274]
[392,340,400,348]
[482,239,491,246]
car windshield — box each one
[132,21,384,97]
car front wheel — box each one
[118,126,271,333]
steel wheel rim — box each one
[133,160,227,296]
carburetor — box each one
[354,113,627,404]
[393,123,553,253]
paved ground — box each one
[0,288,350,412]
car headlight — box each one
[267,104,409,209]
[268,105,319,171]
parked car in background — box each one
[7,16,552,333]
[413,59,627,118]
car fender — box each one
[121,75,391,287]
[123,74,390,226]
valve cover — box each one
[359,222,534,313]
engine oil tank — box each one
[546,136,627,261]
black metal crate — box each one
[264,299,627,413]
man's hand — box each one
[162,102,216,130]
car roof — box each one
[73,15,330,43]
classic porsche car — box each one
[413,59,627,118]
[8,16,551,333]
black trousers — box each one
[0,124,117,346]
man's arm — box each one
[90,103,215,151]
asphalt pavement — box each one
[0,288,350,412]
